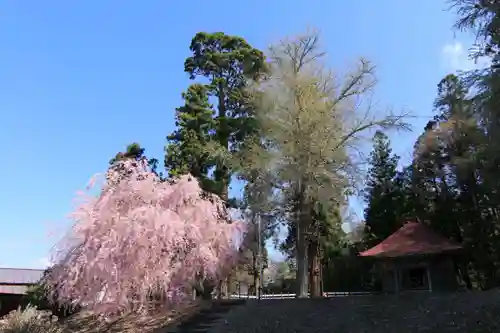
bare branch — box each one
[245,30,411,212]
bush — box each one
[23,270,80,319]
[24,283,49,309]
[0,305,63,333]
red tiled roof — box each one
[359,221,462,257]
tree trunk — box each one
[308,242,322,297]
[296,215,309,298]
[196,279,214,300]
[216,281,223,299]
[216,80,230,204]
[456,261,473,290]
[225,274,231,299]
[252,252,258,296]
[215,79,230,297]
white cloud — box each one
[441,41,491,71]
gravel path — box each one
[208,292,500,333]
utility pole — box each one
[257,213,262,301]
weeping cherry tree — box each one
[45,158,245,315]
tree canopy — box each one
[47,159,244,314]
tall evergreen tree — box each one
[363,131,401,247]
[410,73,491,288]
[165,84,215,191]
[164,32,267,297]
[165,32,267,202]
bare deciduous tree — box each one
[245,30,409,297]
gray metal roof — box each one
[0,268,44,285]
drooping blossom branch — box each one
[46,159,245,314]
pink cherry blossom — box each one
[46,159,245,314]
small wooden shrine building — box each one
[359,221,463,293]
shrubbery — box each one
[0,305,63,333]
[23,270,80,319]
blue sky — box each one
[0,0,482,268]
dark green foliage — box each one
[360,68,500,290]
[165,84,215,191]
[165,32,267,201]
[184,32,267,82]
[313,202,346,253]
[110,142,162,178]
[450,0,500,60]
[451,1,500,286]
[363,131,403,247]
[322,255,381,292]
[163,32,267,298]
[280,200,345,260]
[109,142,145,165]
[263,278,296,294]
[23,270,80,319]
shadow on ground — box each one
[62,292,500,333]
[206,292,500,333]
